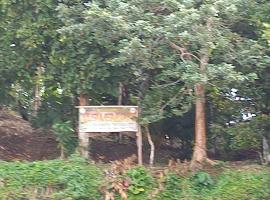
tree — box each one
[50,1,129,107]
[1,0,269,166]
[157,0,269,168]
[110,0,262,168]
[54,0,268,168]
[234,0,270,164]
[0,0,61,117]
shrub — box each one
[52,121,77,157]
[0,155,103,199]
[0,157,269,200]
[156,170,270,200]
[207,170,270,200]
[156,174,183,200]
[191,171,214,188]
[125,167,155,200]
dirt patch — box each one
[90,138,185,164]
[0,110,59,161]
[0,110,263,168]
[0,111,188,166]
[0,111,33,137]
[0,110,183,163]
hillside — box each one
[0,110,59,161]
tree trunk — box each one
[78,93,90,158]
[118,82,123,143]
[191,83,207,169]
[118,82,123,105]
[33,83,41,116]
[145,125,155,167]
[137,124,143,165]
[262,136,270,165]
[191,54,209,170]
[60,145,65,159]
[33,65,43,116]
[79,93,89,106]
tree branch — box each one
[169,41,201,62]
[160,86,192,112]
[152,79,182,88]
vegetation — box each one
[0,0,270,199]
[156,170,270,200]
[1,0,270,166]
[0,155,103,199]
[0,156,269,200]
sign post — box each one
[77,106,142,165]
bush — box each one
[0,155,103,199]
[0,158,269,200]
[157,170,270,200]
[191,171,214,188]
[52,121,77,157]
[122,167,155,200]
[156,174,183,200]
[207,170,270,200]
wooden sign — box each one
[77,105,142,165]
[78,106,138,133]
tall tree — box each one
[110,0,262,168]
[55,0,268,168]
[0,0,61,117]
[50,1,131,106]
[157,0,268,168]
[2,0,269,166]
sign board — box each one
[78,106,138,133]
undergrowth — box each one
[0,156,269,200]
[0,155,102,199]
[156,169,270,200]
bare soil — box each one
[90,138,184,164]
[0,110,59,161]
[0,110,262,166]
[0,110,182,163]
